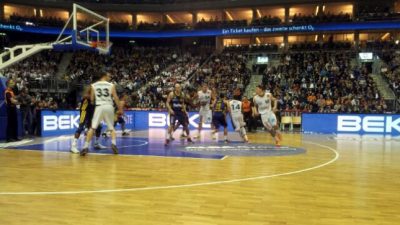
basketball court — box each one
[0,130,399,225]
[1,3,399,225]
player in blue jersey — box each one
[165,83,193,145]
[211,92,230,143]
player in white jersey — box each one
[195,83,213,139]
[228,91,249,143]
[253,85,282,146]
[80,71,122,156]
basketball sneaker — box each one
[187,137,194,144]
[111,144,119,154]
[70,146,79,154]
[80,148,89,156]
[94,143,106,150]
[212,132,217,140]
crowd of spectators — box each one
[1,51,61,91]
[66,45,213,109]
[2,39,399,138]
[380,52,400,97]
[66,46,176,85]
[8,13,65,27]
[137,21,162,31]
[292,12,351,24]
[290,41,353,51]
[251,15,282,26]
[363,40,400,52]
[224,44,279,53]
[195,18,247,29]
[262,52,387,113]
[358,4,400,22]
[137,52,204,108]
[192,52,251,100]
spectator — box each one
[4,79,20,142]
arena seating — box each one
[292,12,352,24]
[1,40,396,115]
[380,51,400,97]
[191,51,251,100]
[251,15,282,26]
[262,51,387,113]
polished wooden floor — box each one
[0,133,399,225]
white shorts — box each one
[91,104,115,131]
[261,111,277,130]
[231,113,245,131]
[199,108,212,124]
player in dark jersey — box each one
[115,92,129,136]
[165,83,193,145]
[70,86,104,153]
[211,92,229,143]
[174,85,197,138]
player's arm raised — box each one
[111,85,122,114]
[166,92,174,115]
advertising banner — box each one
[41,110,235,137]
[302,113,400,135]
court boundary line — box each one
[0,141,339,195]
[0,148,224,160]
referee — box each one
[4,79,20,142]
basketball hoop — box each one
[53,3,111,54]
[90,41,98,48]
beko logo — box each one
[148,113,211,128]
[337,115,400,133]
[43,115,80,131]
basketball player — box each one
[70,86,105,154]
[228,90,249,143]
[253,85,282,146]
[174,86,196,138]
[211,92,229,143]
[114,92,129,136]
[80,71,122,156]
[195,83,212,139]
[165,83,193,145]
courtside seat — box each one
[280,116,292,131]
[292,116,302,128]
